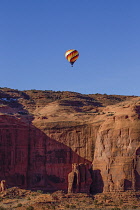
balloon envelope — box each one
[65,49,79,66]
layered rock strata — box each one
[93,100,140,192]
[0,115,93,192]
[0,89,140,193]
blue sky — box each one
[1,0,140,96]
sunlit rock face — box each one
[93,101,140,193]
[1,88,140,193]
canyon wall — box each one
[0,114,96,192]
[93,102,140,193]
[1,89,140,193]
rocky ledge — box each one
[0,88,140,194]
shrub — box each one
[71,204,76,209]
[37,190,43,194]
[52,194,58,200]
[122,205,129,209]
[94,199,98,205]
[119,199,123,206]
[15,195,20,199]
[31,193,37,197]
[107,113,114,116]
[65,204,70,208]
[132,206,138,209]
[103,195,108,201]
[26,206,34,210]
[0,207,6,210]
[17,203,22,207]
[45,204,51,209]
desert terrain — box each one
[1,88,140,209]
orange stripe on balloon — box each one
[70,55,79,63]
[67,51,78,60]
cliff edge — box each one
[0,88,139,193]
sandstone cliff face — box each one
[93,99,140,192]
[0,114,94,191]
[0,88,140,193]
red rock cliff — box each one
[0,88,140,193]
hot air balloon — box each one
[65,49,79,67]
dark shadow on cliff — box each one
[134,147,140,191]
[0,90,101,193]
[124,179,133,191]
[90,170,104,194]
[0,116,94,193]
[134,170,140,191]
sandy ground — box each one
[0,187,140,209]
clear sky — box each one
[1,0,140,96]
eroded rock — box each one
[0,89,140,194]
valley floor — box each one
[0,187,140,209]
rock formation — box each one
[0,180,6,192]
[1,88,140,193]
[68,163,80,193]
[68,163,92,193]
[93,100,140,193]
